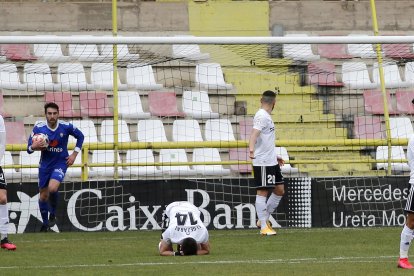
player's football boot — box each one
[40,225,49,232]
[398,258,414,269]
[49,214,56,228]
[260,226,277,236]
[257,220,281,229]
[1,238,16,251]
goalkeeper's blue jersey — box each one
[27,120,84,170]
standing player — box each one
[249,90,285,236]
[27,102,84,232]
[0,115,16,250]
[159,201,210,256]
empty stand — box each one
[317,44,353,59]
[159,149,196,176]
[2,151,17,180]
[100,44,139,62]
[126,64,163,90]
[376,146,410,172]
[396,90,414,114]
[0,44,37,61]
[182,90,219,119]
[196,63,233,90]
[148,91,185,117]
[275,147,299,174]
[124,149,159,177]
[69,119,99,144]
[353,116,385,139]
[372,62,408,88]
[204,119,235,141]
[172,36,210,60]
[282,34,320,61]
[239,118,253,140]
[137,119,168,142]
[172,120,203,142]
[19,151,41,179]
[342,62,377,89]
[69,38,103,62]
[347,34,377,58]
[118,91,150,119]
[57,63,96,91]
[34,43,70,62]
[0,63,27,90]
[44,92,80,118]
[404,62,414,85]
[5,121,27,144]
[0,92,11,118]
[23,63,62,91]
[363,90,396,115]
[308,62,343,87]
[90,150,123,177]
[100,119,131,143]
[66,154,89,179]
[91,63,128,91]
[389,117,414,139]
[229,148,252,174]
[79,92,112,117]
[192,148,230,176]
[383,44,414,59]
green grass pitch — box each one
[0,227,409,275]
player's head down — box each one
[181,237,198,256]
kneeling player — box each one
[159,201,210,256]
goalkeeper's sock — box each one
[0,204,9,240]
[266,193,282,219]
[39,200,49,226]
[49,191,59,216]
[400,225,414,258]
[255,195,267,230]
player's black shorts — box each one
[253,165,284,189]
[0,167,7,190]
[405,184,414,213]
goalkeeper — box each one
[159,201,210,256]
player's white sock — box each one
[0,204,9,240]
[256,195,267,230]
[400,225,414,258]
[266,193,282,219]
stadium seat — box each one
[19,151,41,179]
[195,63,233,90]
[126,64,163,90]
[159,149,196,176]
[172,120,203,142]
[396,90,414,114]
[192,148,230,176]
[34,43,70,62]
[0,92,11,118]
[353,116,385,139]
[275,147,299,174]
[204,119,236,141]
[363,90,397,115]
[91,63,128,91]
[5,121,26,144]
[137,119,168,142]
[308,62,343,87]
[23,63,62,92]
[2,151,17,180]
[44,92,80,118]
[347,34,377,58]
[404,62,414,85]
[376,146,410,172]
[239,118,253,140]
[0,63,27,90]
[342,62,377,89]
[317,44,353,59]
[389,117,414,139]
[57,63,96,91]
[383,44,414,59]
[0,44,37,61]
[79,91,113,117]
[282,34,320,61]
[172,36,210,60]
[68,38,103,62]
[372,62,408,88]
[148,91,185,117]
[229,148,252,174]
[118,91,150,119]
[182,91,219,119]
[65,154,91,179]
[90,150,123,178]
[69,119,99,144]
[100,44,139,62]
[100,119,131,143]
[124,149,159,177]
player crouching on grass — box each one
[158,201,210,256]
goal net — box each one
[1,35,413,232]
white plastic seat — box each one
[204,119,236,141]
[100,44,139,62]
[372,62,408,88]
[389,117,414,139]
[124,149,159,177]
[69,120,99,145]
[91,63,128,90]
[342,62,377,89]
[137,119,168,142]
[65,154,93,179]
[34,42,70,62]
[376,146,410,172]
[118,91,150,119]
[2,151,18,180]
[347,34,377,58]
[23,63,62,91]
[159,149,196,176]
[182,91,219,119]
[196,63,233,90]
[100,119,131,143]
[172,120,203,142]
[69,37,103,62]
[282,34,320,61]
[404,62,414,86]
[126,64,163,90]
[0,63,27,90]
[90,150,123,177]
[192,148,230,176]
[275,147,299,174]
[19,151,41,179]
[172,36,210,60]
[57,63,96,91]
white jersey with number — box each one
[408,134,414,184]
[252,109,276,166]
[162,201,209,245]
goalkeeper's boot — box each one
[1,237,16,251]
[49,214,56,228]
[260,226,277,236]
[398,258,414,269]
